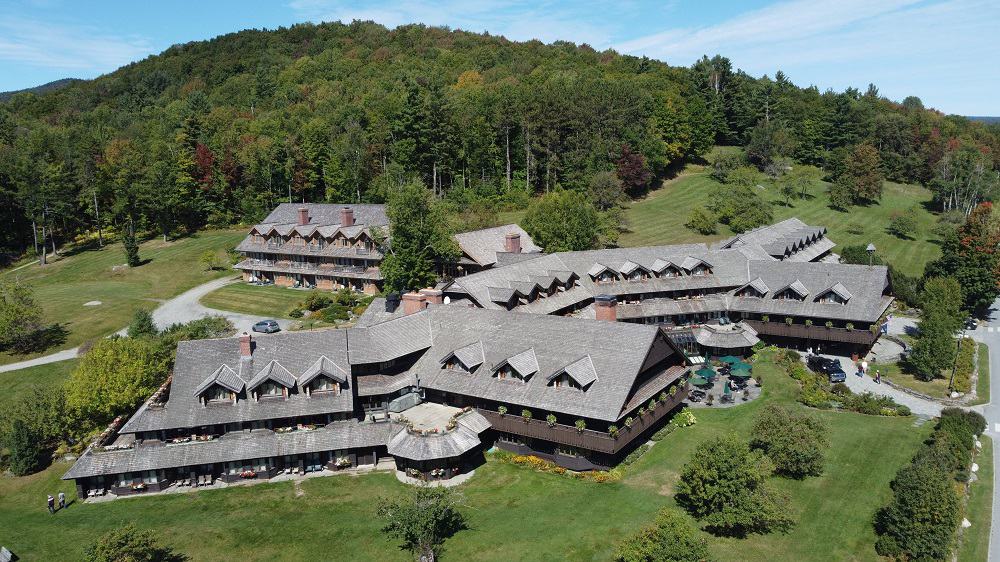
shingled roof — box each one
[452,224,541,267]
[716,217,833,262]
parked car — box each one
[252,320,281,334]
[965,317,978,330]
[807,355,847,383]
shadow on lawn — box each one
[6,323,69,354]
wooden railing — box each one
[743,319,877,345]
[477,385,687,455]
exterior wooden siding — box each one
[743,319,877,346]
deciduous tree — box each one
[376,487,466,562]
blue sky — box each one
[1,0,998,115]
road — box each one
[0,276,291,373]
[971,297,1000,562]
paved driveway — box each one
[969,298,1000,561]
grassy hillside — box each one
[0,230,244,364]
[0,351,928,561]
[0,359,77,410]
[621,169,941,277]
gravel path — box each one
[0,276,292,373]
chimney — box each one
[297,207,309,226]
[401,292,427,315]
[594,295,617,322]
[419,287,443,305]
[504,232,521,254]
[385,292,401,313]
[340,206,355,227]
[239,332,253,357]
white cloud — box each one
[0,15,152,72]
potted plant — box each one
[761,315,770,323]
[521,409,533,422]
[624,416,634,428]
[846,322,855,331]
[546,413,557,427]
[805,319,813,327]
[648,399,657,411]
[575,419,587,433]
[785,317,793,326]
[498,405,507,417]
[706,394,714,406]
[658,391,668,402]
[825,320,833,329]
[638,406,647,417]
[608,425,619,438]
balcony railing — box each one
[743,319,876,345]
[476,385,687,455]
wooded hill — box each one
[0,20,997,261]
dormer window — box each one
[551,373,581,390]
[309,376,340,394]
[443,359,470,373]
[494,349,538,383]
[597,271,615,283]
[691,264,710,276]
[258,381,285,398]
[205,385,231,403]
[776,289,805,301]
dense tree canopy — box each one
[0,22,996,262]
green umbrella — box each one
[729,368,753,379]
[723,383,732,396]
[688,375,711,387]
[695,365,716,379]
[730,360,753,371]
[718,355,741,364]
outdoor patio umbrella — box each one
[718,355,742,364]
[730,360,753,371]
[729,367,753,379]
[723,383,732,397]
[695,365,716,379]
[688,374,712,387]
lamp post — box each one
[866,243,876,268]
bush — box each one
[874,460,960,560]
[0,387,68,475]
[320,304,350,323]
[3,417,45,476]
[952,337,976,393]
[85,523,182,562]
[614,508,711,562]
[622,443,652,467]
[887,206,919,239]
[750,404,829,479]
[675,435,793,537]
[710,151,745,183]
[289,308,304,319]
[302,293,333,311]
[684,209,717,235]
[127,309,158,339]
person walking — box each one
[47,495,55,514]
[875,369,881,384]
[58,491,66,510]
[861,359,869,376]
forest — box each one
[0,20,998,262]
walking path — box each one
[968,298,1000,562]
[0,276,291,374]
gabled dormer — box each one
[619,260,651,282]
[736,277,770,298]
[680,256,713,276]
[774,280,809,301]
[494,348,539,382]
[440,341,485,374]
[588,263,618,284]
[549,270,578,291]
[193,365,244,406]
[246,360,296,401]
[546,355,597,391]
[816,282,852,305]
[299,355,349,396]
[651,258,684,278]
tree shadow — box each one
[9,324,69,354]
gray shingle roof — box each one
[547,355,598,387]
[193,365,243,396]
[497,348,540,378]
[299,356,349,387]
[441,341,485,369]
[694,322,760,349]
[387,425,482,461]
[262,203,388,227]
[716,217,833,262]
[452,224,541,266]
[246,360,296,392]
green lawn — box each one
[0,359,78,410]
[621,171,941,277]
[975,343,992,406]
[0,230,245,365]
[960,435,993,562]
[200,282,315,319]
[874,361,952,399]
[0,351,930,561]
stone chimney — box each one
[401,292,427,315]
[340,206,355,227]
[419,287,443,305]
[594,295,617,322]
[297,207,309,226]
[385,292,401,313]
[504,232,521,254]
[239,332,253,357]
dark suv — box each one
[807,355,847,383]
[252,319,280,334]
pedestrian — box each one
[861,360,868,376]
[47,494,55,514]
[875,369,881,384]
[58,491,66,510]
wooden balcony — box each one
[743,319,877,346]
[476,385,687,455]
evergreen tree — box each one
[3,417,45,476]
[908,277,963,381]
[127,309,159,339]
[122,219,141,267]
[874,462,960,560]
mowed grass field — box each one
[960,435,994,562]
[0,230,245,365]
[621,171,941,277]
[200,282,309,319]
[0,352,937,561]
[0,359,77,410]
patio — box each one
[389,401,462,431]
[686,358,763,408]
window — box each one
[311,377,337,393]
[551,373,581,390]
[258,381,284,398]
[597,271,615,284]
[820,292,846,304]
[556,445,580,457]
[205,385,230,403]
[443,359,469,373]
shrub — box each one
[750,404,829,479]
[521,409,533,421]
[320,304,350,323]
[575,419,586,432]
[614,508,710,562]
[761,315,770,323]
[887,206,919,239]
[952,337,975,393]
[824,320,833,329]
[127,309,158,339]
[85,523,182,562]
[622,443,652,467]
[546,413,557,427]
[498,405,507,416]
[685,209,718,235]
[874,462,960,560]
[3,417,45,476]
[785,317,793,325]
[289,308,304,318]
[648,399,657,411]
[804,319,813,327]
[625,416,634,428]
[302,293,333,311]
[845,322,854,330]
[675,435,793,536]
[609,425,619,438]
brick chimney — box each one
[340,206,355,227]
[239,332,253,357]
[419,287,443,305]
[594,295,617,322]
[297,207,309,226]
[504,232,521,254]
[401,292,427,315]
